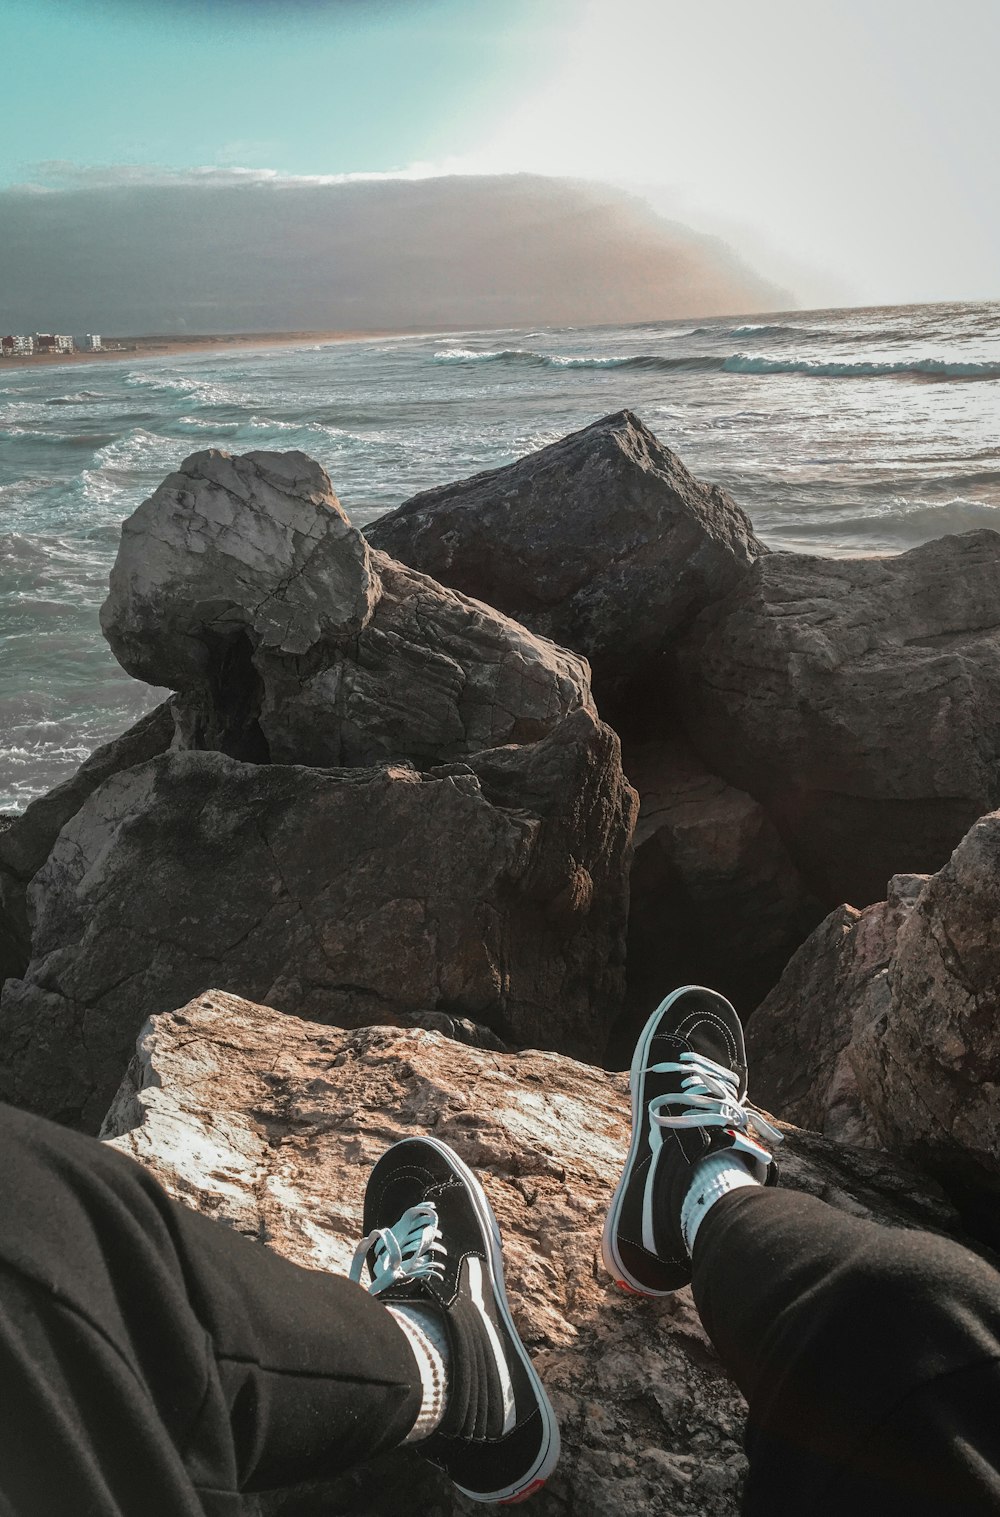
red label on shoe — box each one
[500,1478,547,1504]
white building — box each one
[85,334,102,352]
[53,334,74,352]
[1,334,33,355]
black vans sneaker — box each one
[602,985,782,1296]
[350,1137,560,1504]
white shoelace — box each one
[349,1202,447,1295]
[646,1049,784,1152]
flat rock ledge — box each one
[103,991,958,1517]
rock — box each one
[0,703,174,989]
[100,450,378,694]
[0,708,635,1129]
[612,739,819,1063]
[367,411,765,732]
[748,875,926,1145]
[851,812,1000,1244]
[101,990,961,1516]
[101,449,593,769]
[677,532,1000,906]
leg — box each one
[603,985,1000,1517]
[692,1187,1000,1517]
[0,1101,420,1515]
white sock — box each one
[680,1150,762,1255]
[387,1303,450,1443]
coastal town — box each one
[0,332,130,357]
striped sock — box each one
[680,1151,761,1254]
[387,1303,451,1443]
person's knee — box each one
[809,1227,1000,1364]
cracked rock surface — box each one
[748,874,926,1146]
[749,810,1000,1247]
[100,448,593,769]
[368,410,764,732]
[851,811,1000,1244]
[101,990,960,1517]
[0,707,635,1130]
[0,703,175,988]
[676,531,1000,907]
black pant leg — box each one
[691,1187,1000,1517]
[0,1101,420,1515]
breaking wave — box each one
[434,347,1000,381]
[722,354,1000,380]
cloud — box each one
[0,169,788,334]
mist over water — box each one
[2,298,999,810]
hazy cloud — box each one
[0,170,788,335]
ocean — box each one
[2,298,999,812]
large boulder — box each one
[100,449,592,769]
[747,875,926,1146]
[676,532,1000,906]
[613,739,819,1062]
[0,708,635,1129]
[368,411,765,731]
[852,812,1000,1244]
[101,990,960,1517]
[0,703,174,989]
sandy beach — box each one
[0,329,414,370]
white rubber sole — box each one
[416,1135,561,1503]
[600,986,702,1297]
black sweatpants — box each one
[694,1187,1000,1516]
[0,1102,420,1516]
[3,1100,1000,1515]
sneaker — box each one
[602,985,782,1296]
[350,1136,560,1503]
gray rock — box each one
[0,703,174,989]
[101,990,961,1517]
[851,812,1000,1244]
[101,449,378,692]
[368,411,765,730]
[677,532,1000,906]
[748,875,926,1145]
[0,707,635,1129]
[101,449,593,770]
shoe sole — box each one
[416,1135,562,1503]
[601,985,700,1297]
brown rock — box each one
[101,990,960,1516]
[0,708,635,1129]
[677,532,1000,905]
[748,875,926,1145]
[368,411,764,731]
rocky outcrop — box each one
[101,449,592,769]
[368,411,764,731]
[101,991,960,1517]
[677,532,1000,906]
[748,875,925,1145]
[0,707,635,1130]
[749,809,1000,1246]
[614,739,818,1060]
[0,703,174,988]
[852,812,1000,1243]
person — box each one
[0,986,997,1514]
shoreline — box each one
[0,328,429,372]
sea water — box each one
[2,298,999,810]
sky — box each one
[1,0,998,317]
